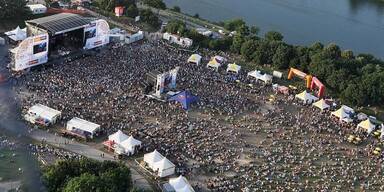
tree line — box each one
[43,158,137,192]
[95,0,161,28]
[164,19,384,107]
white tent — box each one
[66,118,100,138]
[206,56,225,71]
[144,150,164,170]
[187,54,202,65]
[169,175,195,192]
[226,63,241,74]
[381,124,384,141]
[5,26,27,41]
[108,130,129,145]
[26,4,47,14]
[357,119,376,134]
[118,136,142,155]
[24,104,61,126]
[295,91,319,104]
[331,105,354,123]
[153,157,176,177]
[312,99,330,111]
[248,70,273,84]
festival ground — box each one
[11,38,384,191]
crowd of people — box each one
[15,39,384,191]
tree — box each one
[171,6,181,13]
[224,19,246,31]
[324,43,341,59]
[140,9,160,28]
[193,13,200,18]
[0,0,31,20]
[125,4,139,18]
[272,43,293,69]
[240,40,258,61]
[231,33,245,53]
[265,31,284,41]
[143,0,166,10]
[95,0,115,12]
[63,173,104,192]
[165,20,186,34]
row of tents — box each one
[25,104,101,139]
[188,54,275,84]
[293,92,384,140]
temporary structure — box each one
[24,104,61,126]
[168,91,199,110]
[226,63,241,74]
[4,26,27,41]
[144,150,164,170]
[66,118,100,138]
[312,99,330,111]
[108,130,129,145]
[168,175,195,192]
[248,70,273,84]
[207,56,226,71]
[331,105,354,123]
[117,136,142,155]
[187,54,202,65]
[357,119,376,134]
[26,4,47,14]
[295,91,319,104]
[153,157,176,177]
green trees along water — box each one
[164,19,384,107]
[43,158,133,192]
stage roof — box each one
[26,13,93,35]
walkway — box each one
[29,129,154,191]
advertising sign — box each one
[83,19,110,50]
[13,33,49,71]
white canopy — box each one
[154,158,175,172]
[66,117,100,135]
[119,135,142,154]
[357,119,376,134]
[144,150,164,170]
[5,26,27,41]
[331,105,354,123]
[169,175,195,192]
[108,130,129,144]
[295,91,319,104]
[312,99,330,111]
[226,63,241,74]
[248,70,273,84]
[27,104,61,123]
[187,54,202,65]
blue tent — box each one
[169,91,199,110]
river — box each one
[164,0,384,58]
[0,45,46,191]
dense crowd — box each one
[15,40,384,191]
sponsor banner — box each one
[13,33,49,71]
[83,19,110,50]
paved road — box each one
[29,129,154,191]
[0,181,21,192]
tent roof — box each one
[154,157,175,170]
[28,104,61,121]
[169,175,194,191]
[357,119,376,130]
[178,185,195,192]
[26,13,94,35]
[295,91,318,101]
[108,130,129,144]
[312,99,330,110]
[168,91,199,110]
[188,54,202,63]
[5,26,27,41]
[120,136,142,148]
[248,70,273,81]
[67,117,100,133]
[227,63,241,73]
[144,150,164,165]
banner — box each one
[13,33,49,71]
[170,67,179,89]
[83,19,110,50]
